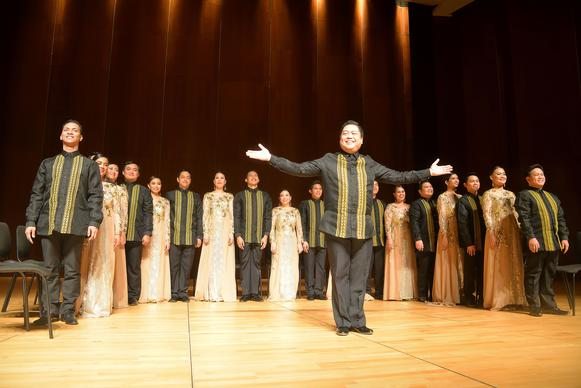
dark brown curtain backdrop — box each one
[0,0,414,241]
[1,0,580,261]
[409,0,581,262]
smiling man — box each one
[25,119,103,326]
[246,120,453,336]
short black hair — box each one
[62,119,83,133]
[340,120,364,138]
[418,179,431,190]
[123,161,140,171]
[309,180,323,190]
[177,169,192,177]
[463,172,479,183]
[525,163,544,177]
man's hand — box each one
[302,241,309,253]
[87,226,99,241]
[528,237,540,253]
[415,240,424,252]
[142,235,151,247]
[195,238,202,248]
[260,235,268,250]
[25,226,36,244]
[246,144,271,162]
[236,236,245,250]
[561,240,569,254]
[429,158,453,176]
[466,245,476,256]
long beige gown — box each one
[482,188,526,310]
[268,206,303,301]
[383,203,417,301]
[139,195,171,303]
[194,191,237,302]
[81,181,121,318]
[432,192,464,305]
[112,184,129,309]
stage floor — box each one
[1,282,580,387]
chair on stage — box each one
[556,231,581,316]
[0,223,54,338]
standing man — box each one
[247,120,452,335]
[516,164,569,317]
[234,171,273,302]
[367,180,386,300]
[166,170,202,302]
[122,161,153,306]
[410,180,438,303]
[457,173,485,307]
[26,119,103,326]
[299,180,327,300]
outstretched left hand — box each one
[429,158,453,176]
[246,144,271,161]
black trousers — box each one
[239,243,263,296]
[524,250,559,309]
[367,246,385,298]
[463,249,484,305]
[303,247,327,297]
[169,244,196,299]
[40,232,84,315]
[125,241,143,302]
[327,235,372,329]
[415,250,435,300]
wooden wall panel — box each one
[161,0,221,193]
[104,0,170,178]
[0,1,57,230]
[44,0,116,155]
[216,0,271,194]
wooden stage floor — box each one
[1,282,580,387]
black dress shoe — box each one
[32,314,59,327]
[169,298,178,303]
[179,296,190,303]
[61,313,78,325]
[128,299,139,306]
[336,326,349,336]
[252,294,263,302]
[418,297,426,303]
[307,295,315,301]
[240,295,250,302]
[315,295,328,300]
[529,307,543,317]
[351,326,374,335]
[542,307,568,315]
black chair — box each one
[0,223,54,338]
[556,231,581,316]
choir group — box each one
[26,119,569,333]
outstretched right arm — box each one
[246,144,322,177]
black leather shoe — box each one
[542,307,568,316]
[315,295,327,300]
[252,294,263,302]
[240,295,250,302]
[169,298,178,303]
[179,296,190,303]
[32,314,59,327]
[61,313,78,325]
[418,297,426,303]
[351,326,374,335]
[529,307,543,317]
[128,299,139,306]
[307,295,315,301]
[336,326,349,336]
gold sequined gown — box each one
[482,188,526,310]
[194,191,237,302]
[383,203,417,300]
[139,195,171,302]
[269,206,303,301]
